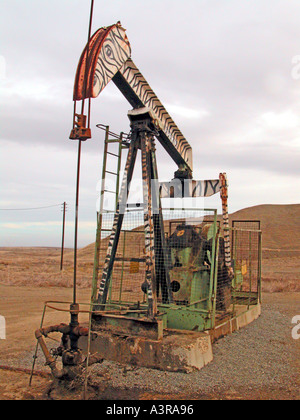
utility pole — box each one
[60,202,66,271]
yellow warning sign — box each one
[241,261,247,276]
[130,261,140,274]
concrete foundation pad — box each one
[211,303,262,342]
[79,304,261,373]
[79,329,213,373]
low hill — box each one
[229,204,300,252]
[77,204,300,259]
[0,204,298,292]
[74,204,300,293]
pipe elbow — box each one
[73,326,89,337]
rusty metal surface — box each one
[34,322,98,380]
[79,328,213,373]
[73,23,131,101]
[72,22,192,172]
[69,113,91,140]
[91,314,164,341]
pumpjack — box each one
[70,22,233,317]
[32,20,237,382]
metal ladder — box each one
[91,125,129,302]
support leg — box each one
[141,136,157,318]
[150,140,173,304]
[219,173,234,280]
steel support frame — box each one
[93,208,220,333]
[95,111,172,319]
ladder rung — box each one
[104,189,117,194]
[107,151,120,158]
[105,170,118,176]
[115,257,146,263]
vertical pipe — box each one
[73,140,82,305]
[60,202,66,271]
[72,101,77,130]
[82,0,97,401]
[74,0,94,307]
[87,98,91,128]
[81,0,95,113]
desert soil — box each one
[0,207,299,401]
[0,284,299,400]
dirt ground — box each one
[0,285,90,400]
[0,232,299,401]
[0,284,299,400]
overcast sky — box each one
[1,0,300,247]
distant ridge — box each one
[1,205,298,292]
[229,204,300,251]
[77,204,300,259]
[74,204,299,292]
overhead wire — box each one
[0,203,63,211]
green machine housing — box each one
[166,223,232,313]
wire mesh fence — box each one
[231,226,262,308]
[160,209,218,307]
[98,209,218,307]
[95,208,262,330]
[212,223,262,318]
